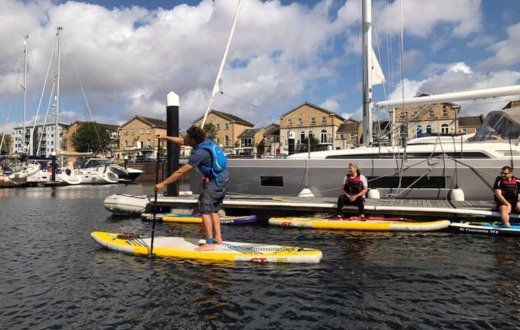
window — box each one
[321,116,327,124]
[399,112,406,120]
[300,131,305,141]
[426,125,432,135]
[310,117,316,125]
[320,130,327,143]
[428,110,434,118]
[225,135,230,147]
[413,111,418,118]
[441,124,449,135]
[350,133,356,140]
[287,119,293,126]
[297,118,303,126]
[442,109,448,117]
[308,131,314,139]
[147,128,151,134]
[140,128,143,134]
[224,123,229,130]
[416,125,422,138]
[216,124,220,130]
[243,138,252,147]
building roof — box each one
[192,110,254,127]
[279,101,345,120]
[458,115,484,127]
[69,120,119,131]
[238,128,262,139]
[337,121,359,133]
[120,115,167,129]
[264,123,280,136]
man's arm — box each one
[158,134,185,145]
[154,163,193,191]
[495,189,509,206]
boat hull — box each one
[188,157,504,200]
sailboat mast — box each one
[55,27,62,156]
[201,0,244,128]
[22,34,29,154]
[362,0,373,147]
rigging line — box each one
[218,91,264,111]
[36,81,56,156]
[201,0,244,128]
[73,65,102,148]
[30,32,58,152]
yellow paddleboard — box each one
[91,231,322,263]
[269,217,450,231]
[141,213,256,225]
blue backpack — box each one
[195,138,228,180]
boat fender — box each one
[367,189,380,199]
[450,189,465,201]
[298,187,315,198]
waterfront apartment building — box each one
[278,102,346,154]
[191,110,254,153]
[118,116,167,160]
[13,123,69,157]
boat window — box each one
[260,176,283,187]
[470,111,520,142]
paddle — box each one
[149,140,162,256]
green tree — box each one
[203,123,218,140]
[0,134,12,155]
[300,136,320,152]
[72,122,110,153]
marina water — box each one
[2,184,520,328]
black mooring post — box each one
[166,92,180,197]
[50,154,57,183]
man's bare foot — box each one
[195,243,216,251]
[503,222,512,228]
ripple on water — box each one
[2,186,520,328]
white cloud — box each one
[375,0,482,39]
[482,23,520,69]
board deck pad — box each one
[91,231,322,263]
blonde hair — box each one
[348,162,361,176]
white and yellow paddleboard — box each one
[140,213,257,225]
[268,217,451,232]
[91,231,322,263]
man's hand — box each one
[154,182,165,192]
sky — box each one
[0,0,519,133]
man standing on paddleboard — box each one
[155,125,229,251]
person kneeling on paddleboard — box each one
[493,165,520,228]
[336,162,368,218]
[155,125,229,251]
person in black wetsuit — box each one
[493,166,520,227]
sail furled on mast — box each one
[370,47,385,86]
